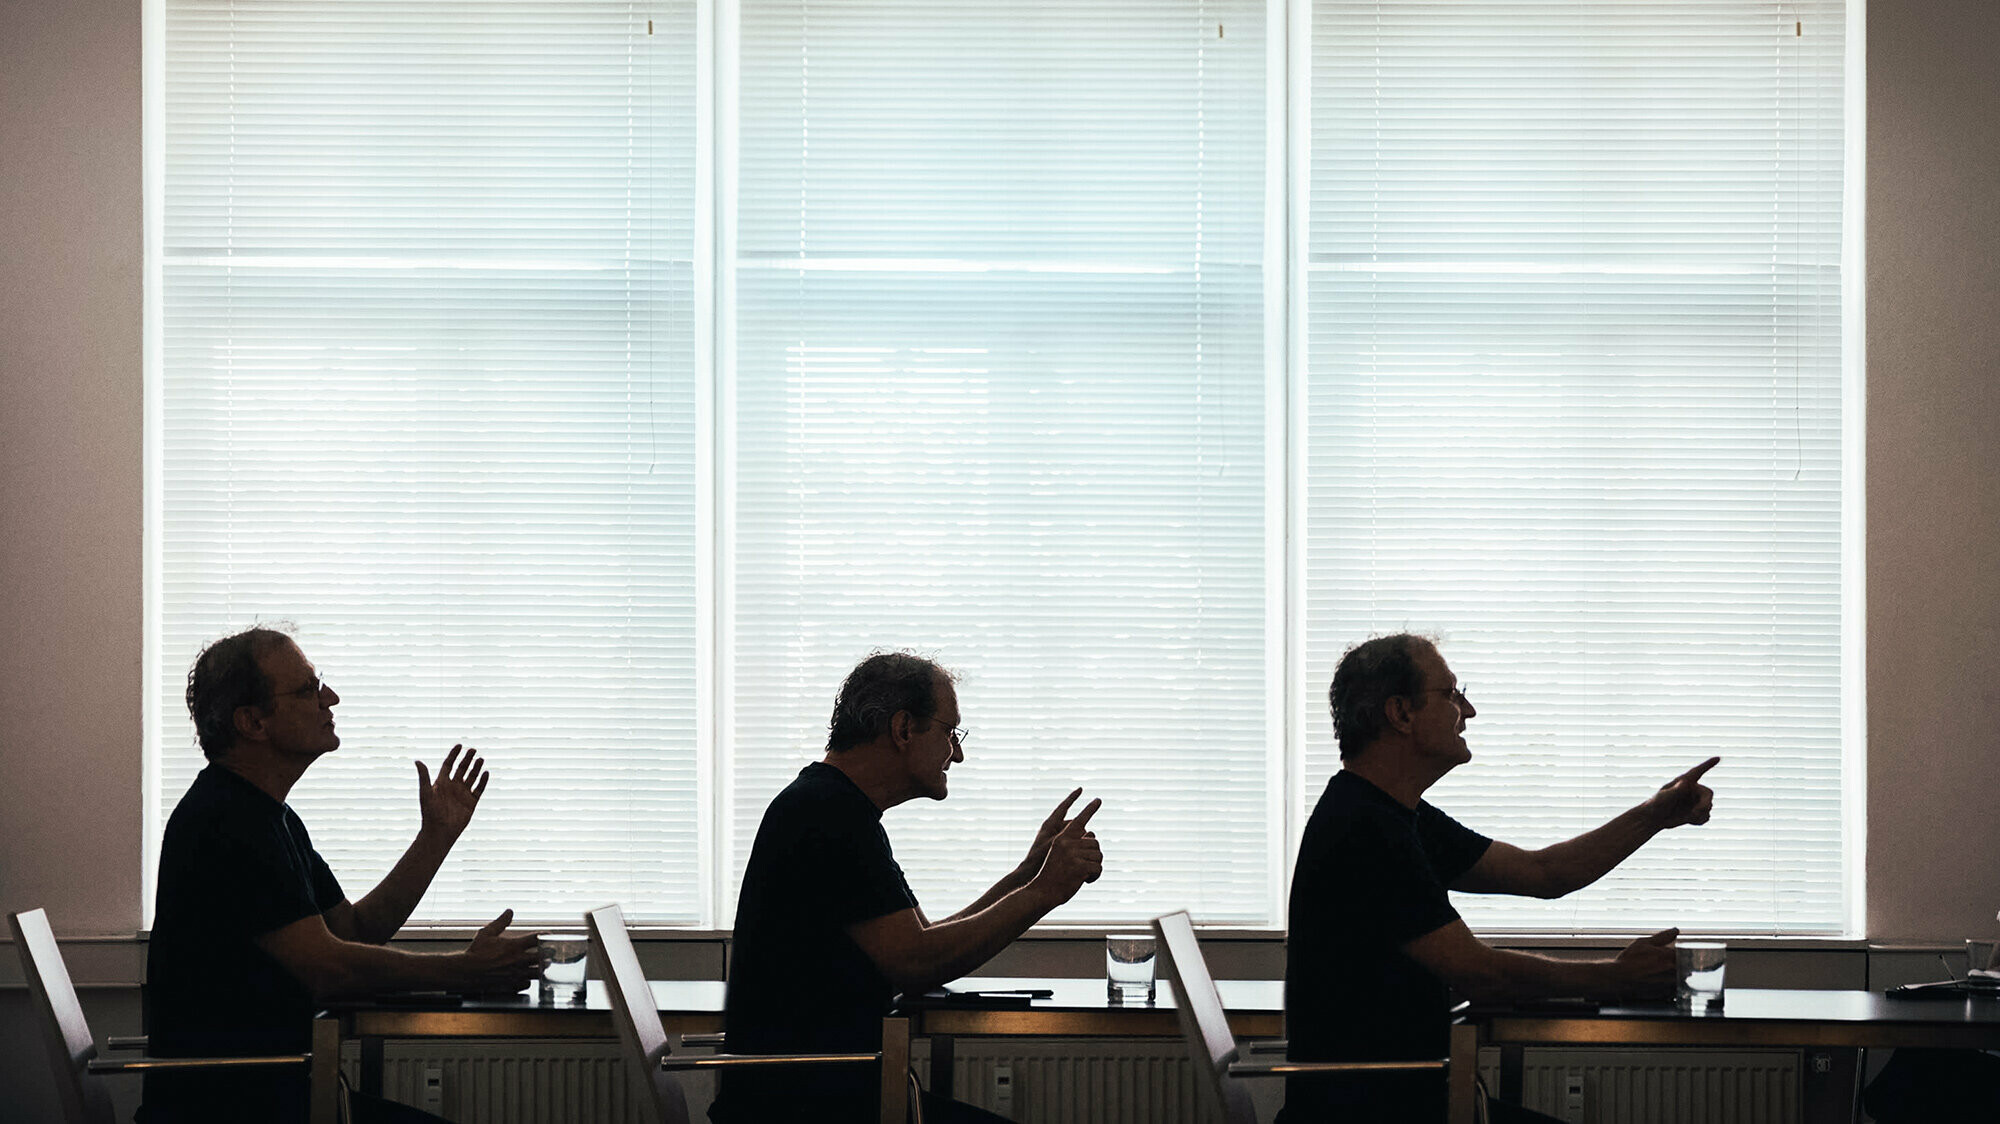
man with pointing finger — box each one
[715,651,1105,1124]
[143,627,541,1124]
[1281,633,1720,1124]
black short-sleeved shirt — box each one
[1280,770,1492,1124]
[711,762,919,1124]
[141,764,345,1123]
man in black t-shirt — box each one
[143,627,542,1124]
[714,652,1105,1124]
[1282,633,1721,1124]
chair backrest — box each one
[9,908,117,1124]
[586,904,692,1124]
[1153,910,1258,1124]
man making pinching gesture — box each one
[716,652,1104,1124]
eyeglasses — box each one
[923,715,970,749]
[1409,684,1471,710]
[276,675,329,702]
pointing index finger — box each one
[1046,787,1083,822]
[1063,798,1102,834]
[1677,756,1721,784]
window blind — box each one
[156,0,703,924]
[1301,1,1847,932]
[729,0,1274,926]
[154,0,1850,934]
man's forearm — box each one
[885,886,1055,994]
[944,864,1036,923]
[281,935,474,999]
[350,829,455,942]
[1453,947,1624,1003]
[1532,802,1667,898]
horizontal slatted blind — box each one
[729,0,1273,925]
[154,0,1850,934]
[1302,1,1847,932]
[157,0,703,923]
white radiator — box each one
[918,1039,1213,1124]
[363,1038,1212,1124]
[365,1042,1797,1124]
[357,1041,652,1124]
[1505,1049,1800,1124]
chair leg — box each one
[906,1068,925,1124]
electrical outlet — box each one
[990,1062,1014,1119]
[1562,1070,1585,1123]
[420,1064,444,1114]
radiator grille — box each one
[368,1042,1796,1124]
[920,1039,1214,1124]
[362,1041,651,1124]
[1511,1049,1799,1124]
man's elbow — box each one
[1526,856,1577,900]
[278,946,367,1001]
[1438,964,1515,1003]
[282,961,349,1002]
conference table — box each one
[312,979,2000,1124]
[1448,988,2000,1124]
[307,980,727,1124]
[896,974,1286,1104]
[308,975,1280,1124]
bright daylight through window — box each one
[152,0,1849,933]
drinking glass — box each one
[1106,933,1157,1004]
[1676,941,1727,1011]
[1966,939,2000,989]
[539,933,590,1005]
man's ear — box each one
[887,709,915,751]
[1383,694,1416,736]
[232,703,269,745]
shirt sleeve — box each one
[1351,818,1467,948]
[1415,801,1493,886]
[801,815,918,929]
[289,814,347,911]
[196,812,338,940]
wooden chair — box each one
[1152,910,1450,1124]
[9,908,308,1124]
[585,904,921,1124]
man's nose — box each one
[323,684,340,707]
[951,740,964,763]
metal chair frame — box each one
[1152,909,1449,1124]
[9,908,308,1124]
[585,904,922,1124]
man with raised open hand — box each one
[714,651,1105,1124]
[1282,632,1720,1124]
[143,626,541,1124]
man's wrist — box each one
[1635,797,1674,832]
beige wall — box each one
[5,0,1999,948]
[1864,0,2000,942]
[1,0,146,936]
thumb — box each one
[477,909,514,939]
[416,760,432,793]
[1646,928,1680,946]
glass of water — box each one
[538,933,590,1005]
[1676,940,1727,1012]
[1106,933,1157,1004]
[1966,939,2000,990]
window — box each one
[152,0,1849,934]
[1300,0,1848,933]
